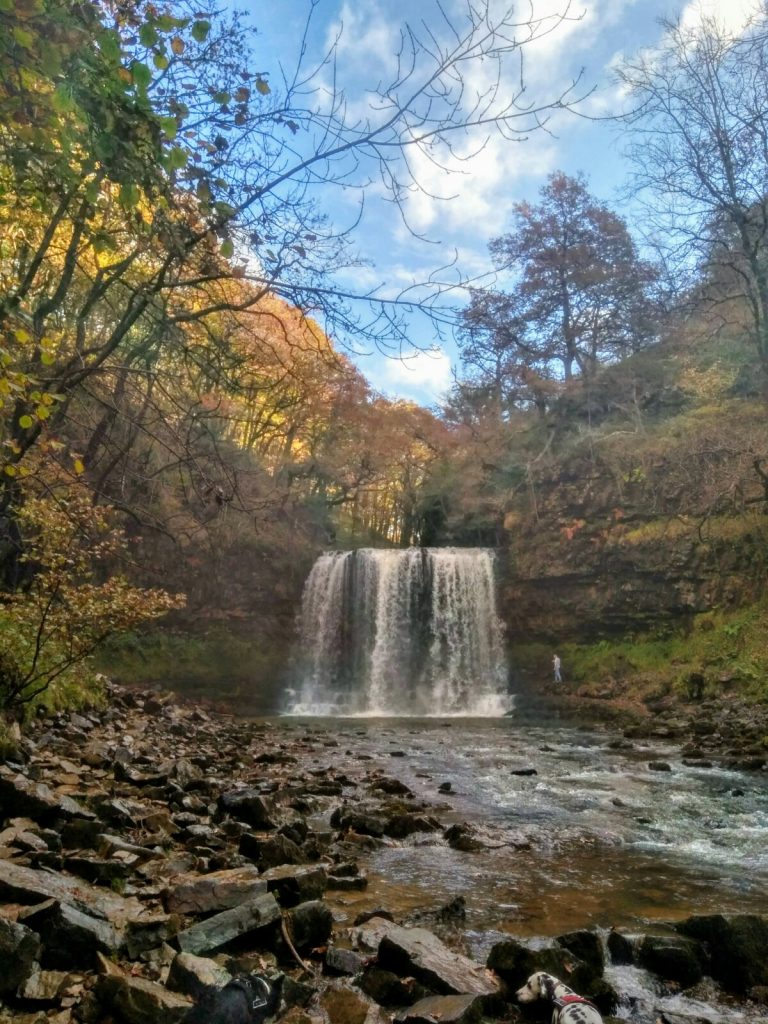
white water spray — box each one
[287,548,511,716]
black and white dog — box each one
[516,971,603,1024]
[183,974,282,1024]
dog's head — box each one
[516,971,560,1003]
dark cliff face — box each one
[496,456,768,644]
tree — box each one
[0,0,586,570]
[456,173,659,423]
[618,11,768,393]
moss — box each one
[96,627,288,711]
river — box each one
[277,707,768,1022]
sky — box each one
[249,0,760,406]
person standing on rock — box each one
[553,654,562,684]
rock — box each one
[17,969,71,1003]
[438,782,452,793]
[606,929,634,965]
[359,967,422,1007]
[0,916,42,995]
[0,859,140,925]
[319,981,390,1024]
[217,789,276,829]
[240,833,305,869]
[288,899,334,951]
[556,929,604,984]
[166,952,232,1000]
[637,934,705,987]
[371,777,413,797]
[384,813,439,839]
[487,937,581,990]
[510,767,538,776]
[0,771,93,824]
[20,898,123,969]
[62,856,131,886]
[331,808,386,838]
[676,914,768,993]
[175,892,281,955]
[324,946,366,976]
[648,762,672,772]
[378,925,500,996]
[261,864,328,907]
[60,818,103,850]
[443,823,483,852]
[328,874,368,891]
[164,867,267,915]
[96,974,191,1024]
[125,914,179,958]
[395,993,484,1023]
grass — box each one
[510,598,768,704]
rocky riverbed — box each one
[1,684,767,1024]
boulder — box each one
[0,858,140,925]
[378,925,499,996]
[288,899,334,951]
[556,929,605,986]
[240,833,305,869]
[0,916,42,995]
[606,929,634,965]
[175,892,281,955]
[637,934,705,987]
[324,946,366,976]
[395,993,484,1023]
[124,914,179,958]
[676,914,768,994]
[20,898,123,969]
[0,771,93,824]
[96,974,191,1024]
[487,937,581,990]
[166,952,232,1000]
[17,969,72,1003]
[164,867,267,915]
[262,864,328,907]
[217,789,276,829]
[319,981,390,1024]
[384,813,439,839]
[359,967,423,1007]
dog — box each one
[183,974,282,1024]
[516,971,603,1024]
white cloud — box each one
[678,0,759,36]
[372,346,454,402]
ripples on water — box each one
[279,714,768,937]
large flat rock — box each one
[164,866,267,915]
[97,974,191,1024]
[378,925,500,996]
[175,892,281,955]
[0,859,142,925]
[0,770,94,824]
[395,993,485,1024]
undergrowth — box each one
[511,599,768,703]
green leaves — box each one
[131,62,152,93]
[191,20,211,43]
[219,239,235,259]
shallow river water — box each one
[277,708,768,1021]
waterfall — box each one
[287,548,511,716]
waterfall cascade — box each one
[287,547,511,716]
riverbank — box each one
[1,684,767,1024]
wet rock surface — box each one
[0,682,765,1023]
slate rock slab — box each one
[0,771,94,824]
[164,866,267,915]
[97,974,192,1024]
[395,993,485,1024]
[166,952,232,1000]
[261,864,327,908]
[378,925,500,996]
[0,858,142,925]
[21,898,123,969]
[0,916,42,995]
[175,892,281,955]
[218,788,276,829]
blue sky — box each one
[250,0,757,406]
